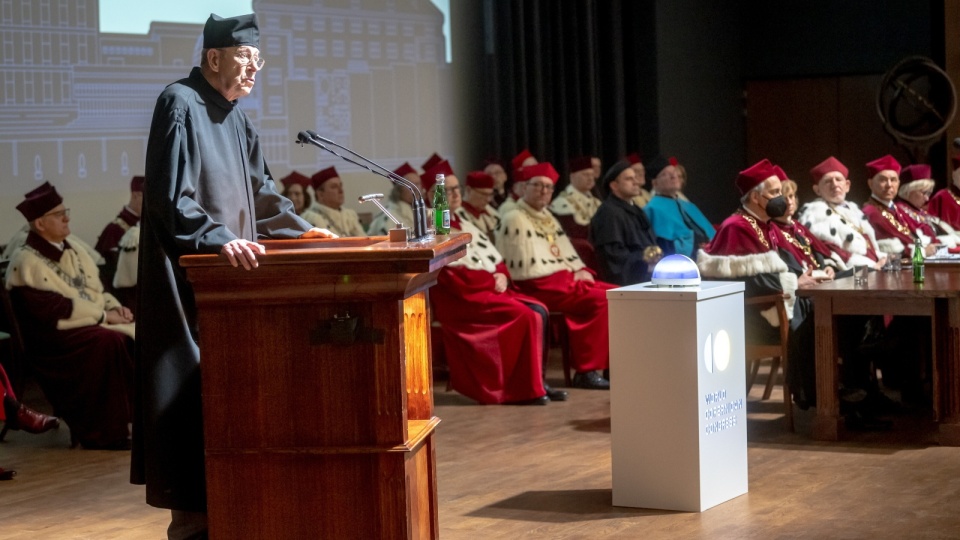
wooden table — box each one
[797,268,960,445]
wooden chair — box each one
[744,293,793,431]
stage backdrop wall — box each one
[0,0,455,246]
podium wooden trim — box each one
[181,234,468,539]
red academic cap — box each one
[311,166,339,191]
[900,164,931,183]
[130,175,145,192]
[393,162,417,178]
[865,155,901,177]
[511,149,535,171]
[735,159,776,195]
[771,165,788,181]
[569,156,593,173]
[809,156,848,183]
[625,152,642,165]
[466,171,495,190]
[668,156,680,167]
[280,171,311,189]
[520,162,560,184]
[421,153,444,172]
[16,181,63,221]
[421,160,455,192]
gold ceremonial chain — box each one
[520,204,562,244]
[868,200,912,236]
[738,211,769,249]
[642,245,664,264]
[828,203,865,235]
[112,217,132,232]
[25,245,92,301]
[950,189,960,207]
[779,227,820,269]
[561,189,599,223]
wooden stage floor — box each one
[2,360,960,539]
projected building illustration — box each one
[0,0,451,189]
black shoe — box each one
[603,369,610,381]
[508,395,550,406]
[543,384,568,402]
[572,371,610,390]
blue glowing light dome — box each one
[651,254,701,287]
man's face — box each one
[318,177,345,209]
[653,165,682,196]
[129,191,143,215]
[523,176,554,211]
[751,177,783,221]
[591,157,601,178]
[609,168,641,200]
[445,175,463,210]
[210,46,262,101]
[812,172,850,204]
[34,203,71,243]
[867,171,899,203]
[285,183,305,213]
[570,169,597,193]
[483,164,508,189]
[906,188,931,210]
[464,185,493,209]
[629,163,646,187]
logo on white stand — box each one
[703,330,731,373]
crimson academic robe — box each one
[862,198,932,257]
[95,206,139,261]
[496,201,614,373]
[135,67,312,512]
[431,218,546,404]
[928,185,960,229]
[769,219,846,272]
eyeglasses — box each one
[528,183,555,192]
[42,208,70,219]
[445,186,461,194]
[221,48,265,70]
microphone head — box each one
[306,130,321,140]
[297,131,313,143]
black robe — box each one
[589,194,658,285]
[132,67,312,512]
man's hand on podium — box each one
[221,239,266,270]
[300,227,339,240]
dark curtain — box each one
[456,0,659,189]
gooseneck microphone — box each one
[296,131,429,240]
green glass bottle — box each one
[912,237,925,283]
[433,174,450,234]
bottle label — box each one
[441,209,450,229]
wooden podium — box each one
[179,234,468,540]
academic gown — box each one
[862,198,932,258]
[134,67,312,512]
[797,199,881,268]
[928,185,960,229]
[589,194,659,285]
[769,219,847,272]
[5,231,135,448]
[95,206,140,295]
[495,201,614,373]
[430,216,547,404]
[644,194,716,258]
[550,185,602,272]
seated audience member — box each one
[2,185,103,265]
[496,162,615,390]
[302,166,366,237]
[626,153,653,208]
[896,163,958,247]
[698,159,806,391]
[94,175,143,290]
[550,156,602,239]
[770,175,845,276]
[279,171,312,215]
[4,182,135,449]
[590,160,661,285]
[861,155,938,259]
[367,163,424,235]
[1,362,60,437]
[499,149,538,217]
[550,156,602,270]
[798,156,885,270]
[431,174,567,405]
[483,159,510,209]
[458,171,500,240]
[421,159,456,204]
[591,156,602,180]
[643,155,715,258]
[927,153,960,228]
